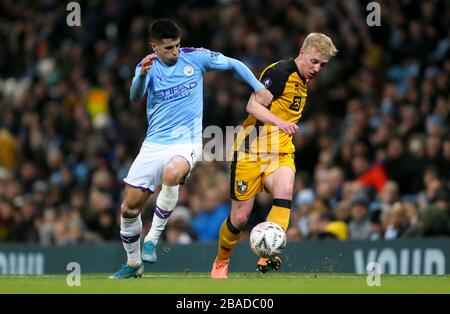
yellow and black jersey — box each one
[234,59,308,155]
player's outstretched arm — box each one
[204,52,273,106]
[246,93,298,135]
[130,54,155,103]
[224,57,273,105]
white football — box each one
[249,221,286,258]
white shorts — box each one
[124,142,203,192]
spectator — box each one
[348,197,373,240]
[192,181,231,242]
[384,202,419,240]
[290,188,315,239]
[418,188,450,236]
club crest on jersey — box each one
[262,78,272,88]
[237,181,248,193]
[184,65,194,76]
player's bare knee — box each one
[231,210,249,229]
[275,185,293,200]
[163,164,186,185]
[120,203,140,218]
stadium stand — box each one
[0,0,449,246]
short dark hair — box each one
[150,19,181,42]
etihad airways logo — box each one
[153,81,197,99]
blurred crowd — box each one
[0,0,449,246]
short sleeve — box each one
[259,66,288,99]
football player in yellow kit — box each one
[211,33,337,278]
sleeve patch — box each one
[259,66,288,98]
[262,77,272,88]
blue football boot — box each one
[142,241,157,264]
[108,263,144,279]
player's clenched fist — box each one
[140,53,156,76]
[254,88,273,107]
[278,121,299,135]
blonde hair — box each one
[302,33,338,57]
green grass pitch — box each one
[1,273,449,294]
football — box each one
[249,221,287,258]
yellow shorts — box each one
[230,152,296,201]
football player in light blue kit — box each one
[110,19,273,279]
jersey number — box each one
[289,96,302,112]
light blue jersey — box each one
[130,48,264,144]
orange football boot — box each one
[211,260,229,279]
